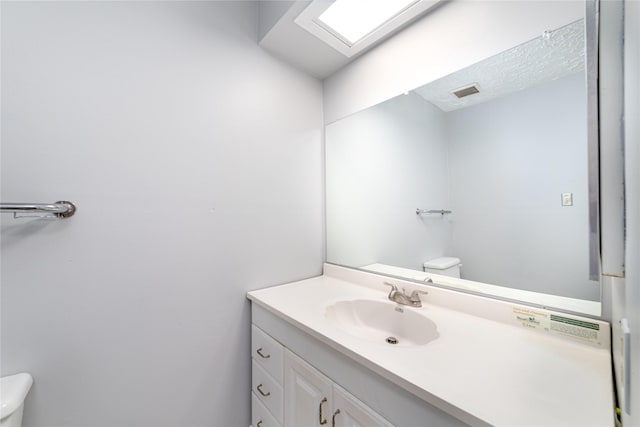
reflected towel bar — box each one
[0,201,76,219]
[416,209,452,215]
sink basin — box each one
[325,299,439,347]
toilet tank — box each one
[423,257,462,278]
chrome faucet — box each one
[384,282,428,307]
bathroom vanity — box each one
[248,264,614,427]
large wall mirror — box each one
[326,7,601,316]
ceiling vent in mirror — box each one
[295,0,441,58]
[453,84,480,98]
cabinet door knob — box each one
[256,383,271,397]
[332,408,341,427]
[319,397,328,425]
[256,347,271,359]
[256,420,263,427]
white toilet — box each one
[423,257,462,278]
[0,373,33,427]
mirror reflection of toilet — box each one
[423,257,462,278]
[0,373,33,427]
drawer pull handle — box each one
[257,421,263,427]
[332,409,341,427]
[256,383,271,397]
[319,397,328,425]
[256,347,271,359]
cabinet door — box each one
[284,349,333,427]
[332,384,394,427]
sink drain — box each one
[386,336,398,345]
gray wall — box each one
[326,93,450,269]
[447,73,599,301]
[0,2,323,426]
[258,0,294,41]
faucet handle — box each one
[409,289,428,300]
[383,282,398,292]
[384,282,399,299]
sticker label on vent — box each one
[512,308,601,345]
[512,307,550,331]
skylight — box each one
[294,0,439,58]
[317,0,418,44]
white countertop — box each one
[248,264,614,427]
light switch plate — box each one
[561,192,573,206]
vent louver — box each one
[453,85,480,98]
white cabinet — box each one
[250,325,393,427]
[252,393,281,427]
[252,325,284,381]
[332,384,393,427]
[284,349,333,427]
[251,304,465,427]
[251,325,284,427]
[284,349,392,427]
[252,361,283,423]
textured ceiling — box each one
[414,19,585,112]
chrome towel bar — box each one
[0,201,76,219]
[416,209,452,215]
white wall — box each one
[446,73,598,301]
[0,2,323,426]
[326,93,450,270]
[322,0,584,124]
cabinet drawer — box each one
[252,392,282,427]
[252,325,284,383]
[252,360,283,424]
